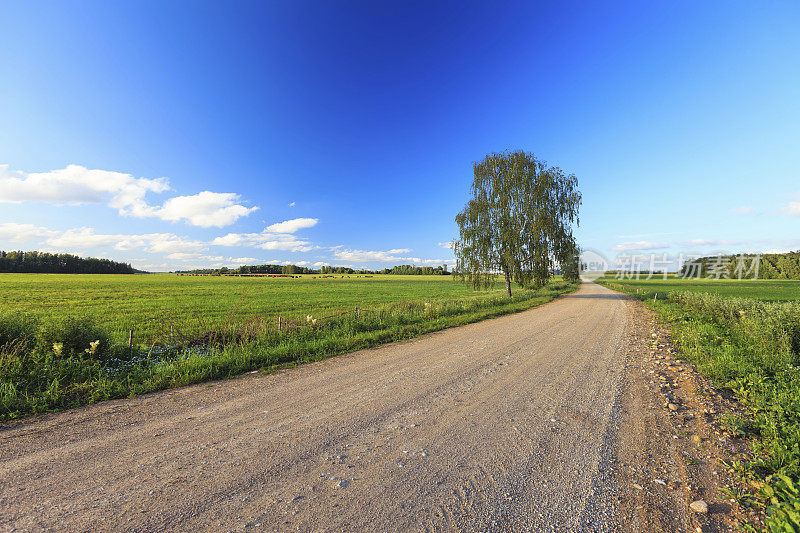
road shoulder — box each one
[613,294,748,532]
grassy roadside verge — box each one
[0,280,577,422]
[599,279,800,532]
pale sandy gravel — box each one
[1,282,644,532]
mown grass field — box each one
[0,274,515,343]
[0,274,577,421]
[597,276,800,531]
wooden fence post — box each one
[128,329,133,348]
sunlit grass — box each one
[0,275,577,421]
[0,273,517,343]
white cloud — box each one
[133,262,169,270]
[155,192,258,228]
[0,164,168,211]
[44,227,206,254]
[334,249,408,262]
[165,252,224,262]
[265,218,318,233]
[211,232,313,252]
[211,218,318,251]
[438,241,455,249]
[731,206,754,215]
[258,236,314,251]
[332,248,451,265]
[288,201,296,207]
[780,201,800,216]
[0,164,257,227]
[312,261,329,267]
[611,241,669,251]
[0,222,59,242]
[676,238,742,247]
[145,234,206,254]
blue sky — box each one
[1,1,799,271]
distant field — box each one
[0,274,511,343]
[595,276,800,301]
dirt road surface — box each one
[0,283,731,531]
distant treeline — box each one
[175,263,451,276]
[0,250,137,274]
[176,264,344,275]
[378,264,450,275]
[680,251,800,279]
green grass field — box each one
[0,274,512,343]
[0,273,577,421]
[596,276,800,301]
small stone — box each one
[336,480,348,488]
[690,500,708,513]
[654,479,667,486]
[632,483,643,490]
[668,403,678,411]
[693,435,702,443]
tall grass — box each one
[0,280,576,421]
[601,281,800,531]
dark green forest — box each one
[679,251,800,279]
[0,250,137,274]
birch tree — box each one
[454,150,581,296]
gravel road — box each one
[2,282,644,531]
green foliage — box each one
[37,315,112,360]
[760,474,800,532]
[679,251,800,280]
[453,150,581,296]
[0,249,136,274]
[0,310,39,349]
[379,264,450,275]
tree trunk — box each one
[504,271,512,297]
